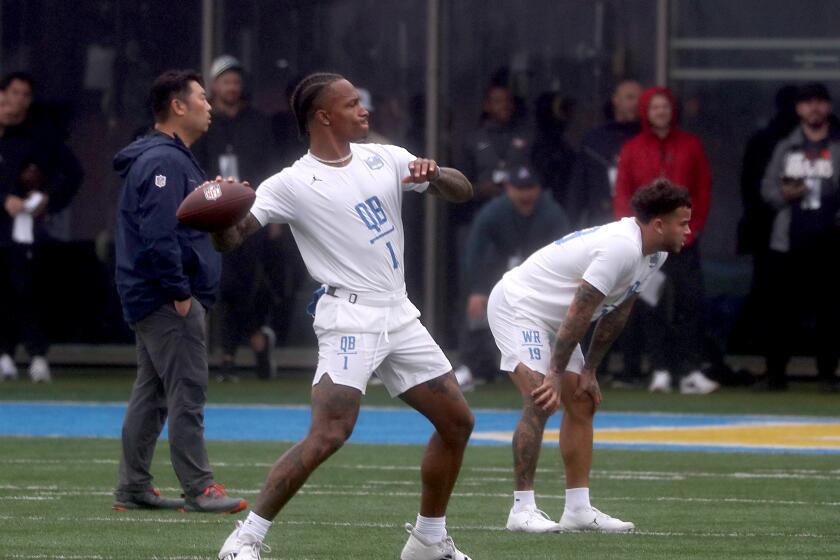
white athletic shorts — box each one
[311,290,452,397]
[487,282,584,376]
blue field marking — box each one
[1,402,839,454]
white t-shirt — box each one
[501,218,668,331]
[250,143,428,293]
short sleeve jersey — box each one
[501,218,667,330]
[250,143,427,293]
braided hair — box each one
[290,72,344,138]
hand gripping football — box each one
[176,180,255,232]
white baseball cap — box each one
[210,55,243,81]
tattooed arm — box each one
[569,294,639,406]
[532,281,606,411]
[584,294,637,373]
[402,158,473,203]
[211,212,263,253]
[427,167,473,203]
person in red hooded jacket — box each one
[613,86,718,395]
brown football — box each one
[176,180,256,232]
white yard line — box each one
[0,515,833,540]
[3,458,839,481]
[1,485,837,508]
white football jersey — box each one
[501,218,667,330]
[250,143,428,293]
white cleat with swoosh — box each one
[558,506,635,533]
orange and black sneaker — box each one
[182,483,247,514]
[112,487,185,510]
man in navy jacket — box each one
[112,69,245,514]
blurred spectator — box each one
[454,163,570,389]
[460,83,532,220]
[567,79,643,387]
[531,91,576,207]
[0,72,83,383]
[267,77,309,344]
[356,87,391,144]
[569,79,642,228]
[192,55,278,381]
[738,86,798,376]
[758,83,840,392]
[0,89,19,381]
[614,86,717,395]
[270,79,307,167]
[738,85,799,256]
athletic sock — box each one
[414,514,447,542]
[565,487,591,512]
[240,511,272,543]
[512,490,536,513]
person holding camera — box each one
[759,83,840,392]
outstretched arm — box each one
[532,281,605,411]
[402,158,473,203]
[211,212,263,253]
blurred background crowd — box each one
[1,0,839,393]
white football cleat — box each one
[679,370,720,395]
[0,354,18,381]
[558,506,635,533]
[29,356,51,383]
[648,370,672,393]
[400,523,472,560]
[218,521,270,560]
[506,505,561,533]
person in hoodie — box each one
[112,69,247,514]
[613,86,718,395]
[759,83,840,392]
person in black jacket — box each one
[112,69,246,513]
[192,55,279,381]
[454,164,570,389]
[0,72,83,383]
[738,85,799,256]
[568,79,642,228]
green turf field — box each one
[2,438,839,559]
[2,370,839,559]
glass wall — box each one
[1,0,202,343]
[6,0,824,350]
[669,0,840,262]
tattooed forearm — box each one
[584,295,637,371]
[551,281,606,373]
[211,212,262,252]
[427,167,473,203]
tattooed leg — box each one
[400,372,475,517]
[252,374,361,519]
[509,363,552,491]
